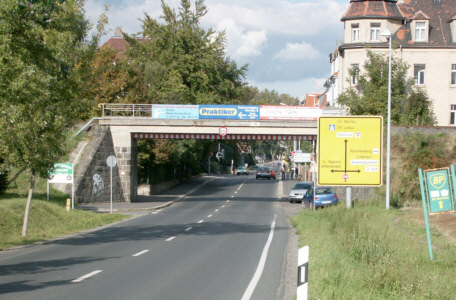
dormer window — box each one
[415,22,426,41]
[370,23,380,41]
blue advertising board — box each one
[152,104,199,119]
[199,105,259,120]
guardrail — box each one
[101,104,152,118]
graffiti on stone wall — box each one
[93,174,104,196]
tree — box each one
[338,51,435,126]
[0,0,97,236]
[121,0,248,105]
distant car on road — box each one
[236,166,248,175]
[256,167,271,180]
[304,186,338,209]
[289,181,314,203]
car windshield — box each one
[294,183,312,189]
[316,188,335,195]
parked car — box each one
[256,167,271,179]
[267,167,276,179]
[304,187,338,209]
[236,166,248,175]
[289,181,314,203]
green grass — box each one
[0,198,128,250]
[291,200,456,299]
[0,129,130,250]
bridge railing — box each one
[102,104,152,118]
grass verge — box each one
[0,198,129,250]
[291,200,456,299]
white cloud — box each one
[274,42,322,61]
[215,19,267,62]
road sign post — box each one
[297,246,309,299]
[106,155,117,214]
[48,163,74,208]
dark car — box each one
[304,187,338,209]
[256,167,271,179]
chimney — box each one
[114,26,122,37]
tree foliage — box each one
[338,51,435,126]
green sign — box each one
[49,163,73,183]
[425,169,453,213]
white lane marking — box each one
[152,209,162,215]
[72,270,103,283]
[226,200,230,203]
[231,195,234,198]
[185,227,192,231]
[215,209,219,212]
[241,214,277,300]
[166,236,176,242]
[234,191,238,194]
[208,214,213,218]
[132,250,149,257]
[221,205,225,208]
[198,220,204,224]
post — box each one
[418,169,433,260]
[297,246,309,299]
[110,165,113,214]
[381,29,392,210]
[208,157,211,174]
[346,186,352,209]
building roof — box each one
[341,0,404,21]
[396,0,456,47]
[341,0,456,48]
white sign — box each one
[216,152,223,159]
[48,163,73,183]
[106,155,117,168]
[260,105,322,121]
[294,153,312,163]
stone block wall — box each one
[75,126,125,203]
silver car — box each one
[289,181,314,203]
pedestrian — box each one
[281,166,285,180]
[291,167,295,180]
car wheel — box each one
[256,176,259,179]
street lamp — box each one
[380,29,392,210]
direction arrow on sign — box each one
[318,116,383,186]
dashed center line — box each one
[72,270,103,283]
[132,250,149,257]
[185,227,192,231]
[215,209,219,212]
[166,236,176,241]
[207,214,212,218]
[221,205,225,208]
[226,200,230,203]
[198,220,204,224]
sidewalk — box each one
[76,175,220,213]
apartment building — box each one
[327,0,456,126]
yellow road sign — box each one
[318,116,383,186]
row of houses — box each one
[316,0,456,126]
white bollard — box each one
[297,246,309,300]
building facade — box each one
[330,0,456,126]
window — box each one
[452,64,456,85]
[370,23,380,41]
[414,64,425,85]
[351,64,359,85]
[451,105,456,125]
[415,22,426,41]
[352,23,359,42]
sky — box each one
[84,0,349,101]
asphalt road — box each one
[0,175,292,300]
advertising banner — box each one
[199,105,259,120]
[260,105,322,120]
[152,104,199,119]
